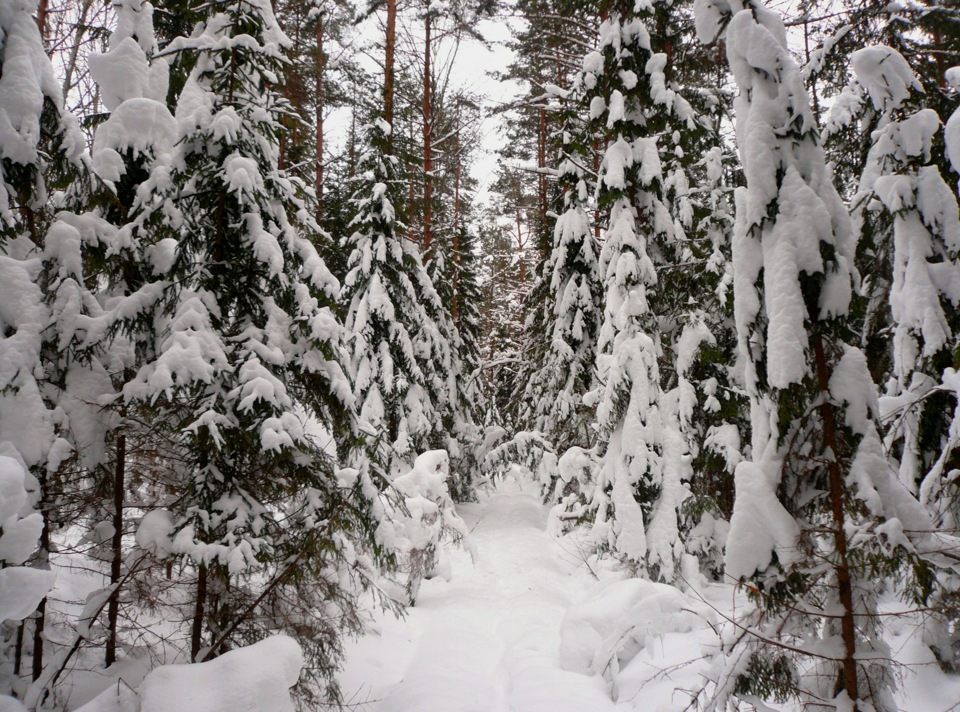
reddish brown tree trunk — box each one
[537,106,547,229]
[422,10,433,259]
[385,0,397,150]
[315,15,325,221]
[813,333,860,711]
[35,0,49,40]
[452,125,461,324]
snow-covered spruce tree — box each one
[583,6,689,582]
[515,82,603,459]
[434,221,485,502]
[584,0,743,582]
[117,1,388,700]
[342,119,456,476]
[638,0,744,576]
[54,0,181,669]
[695,2,937,710]
[0,0,94,689]
[840,48,960,517]
[841,47,960,669]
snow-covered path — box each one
[339,475,960,712]
[339,476,620,712]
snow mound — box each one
[559,578,714,686]
[72,684,139,712]
[0,696,27,712]
[136,635,303,712]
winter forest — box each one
[2,0,960,710]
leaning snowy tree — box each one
[117,0,390,702]
[695,1,940,710]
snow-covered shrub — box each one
[545,446,597,537]
[379,450,476,603]
[74,635,304,712]
[559,577,714,698]
[481,430,558,494]
[0,454,54,624]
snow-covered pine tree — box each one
[637,0,743,577]
[0,0,94,688]
[583,5,688,582]
[840,45,960,670]
[515,79,603,458]
[115,1,386,699]
[695,2,938,710]
[841,48,960,511]
[342,119,456,476]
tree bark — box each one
[105,428,126,667]
[813,333,860,711]
[452,124,460,324]
[191,563,208,662]
[422,10,433,259]
[385,0,397,150]
[35,0,49,41]
[537,106,547,240]
[315,13,325,222]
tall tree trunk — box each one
[813,333,860,709]
[422,11,433,259]
[35,0,48,41]
[31,470,51,682]
[191,563,208,662]
[105,427,127,667]
[315,14,325,222]
[452,124,460,324]
[537,106,547,242]
[385,0,397,150]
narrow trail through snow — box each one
[339,476,620,712]
[338,476,960,712]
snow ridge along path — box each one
[339,475,712,712]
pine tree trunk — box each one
[537,106,547,246]
[385,0,397,148]
[105,429,126,667]
[191,563,208,662]
[31,470,50,682]
[422,11,433,259]
[452,124,460,324]
[813,333,860,709]
[35,0,48,40]
[315,14,325,222]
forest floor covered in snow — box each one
[338,473,960,712]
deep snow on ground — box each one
[339,473,960,712]
[339,473,718,711]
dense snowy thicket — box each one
[3,0,960,710]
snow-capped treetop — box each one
[343,121,456,473]
[851,45,922,116]
[0,0,85,231]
